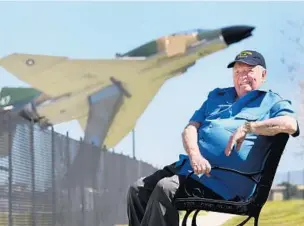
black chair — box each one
[173,133,290,226]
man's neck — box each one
[235,91,250,101]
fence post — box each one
[80,137,86,226]
[91,143,98,226]
[65,131,71,223]
[303,169,304,199]
[30,121,36,226]
[8,114,13,226]
[51,126,56,226]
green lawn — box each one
[223,200,304,226]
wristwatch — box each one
[244,121,253,133]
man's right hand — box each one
[189,152,211,177]
[182,121,211,176]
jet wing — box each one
[0,53,174,148]
[0,53,145,97]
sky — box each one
[0,1,303,173]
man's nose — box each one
[238,71,247,76]
[239,72,249,79]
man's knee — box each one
[127,178,142,201]
[130,177,145,191]
[128,183,137,196]
[154,176,179,200]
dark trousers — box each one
[126,162,224,226]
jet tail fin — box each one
[0,53,67,79]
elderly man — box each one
[127,50,300,226]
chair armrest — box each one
[211,166,262,183]
[185,166,262,184]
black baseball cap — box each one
[227,50,266,69]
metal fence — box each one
[271,170,304,200]
[1,111,303,226]
[0,112,158,226]
[274,170,304,186]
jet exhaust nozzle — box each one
[221,26,255,45]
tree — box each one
[280,20,304,157]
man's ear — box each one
[261,69,267,82]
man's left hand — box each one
[225,124,248,156]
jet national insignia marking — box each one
[25,58,35,66]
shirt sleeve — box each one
[270,99,300,137]
[188,88,223,123]
[189,100,208,123]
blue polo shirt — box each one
[176,86,299,201]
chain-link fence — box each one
[270,170,304,201]
[0,112,158,226]
[1,111,303,225]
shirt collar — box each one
[256,83,271,93]
[223,84,271,104]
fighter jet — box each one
[0,25,254,149]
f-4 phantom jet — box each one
[0,25,254,149]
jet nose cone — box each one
[221,26,255,45]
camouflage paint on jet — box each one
[120,29,221,58]
[0,87,40,107]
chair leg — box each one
[254,215,260,226]
[237,215,252,226]
[191,209,200,226]
[182,210,194,226]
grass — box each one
[0,212,52,226]
[223,199,304,226]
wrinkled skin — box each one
[233,62,267,98]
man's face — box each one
[233,62,266,97]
